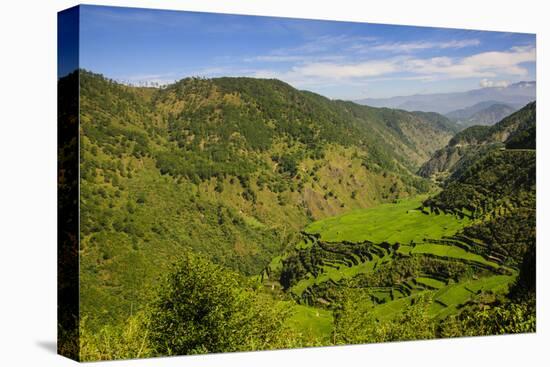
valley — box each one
[71,70,536,360]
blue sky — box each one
[79,5,536,99]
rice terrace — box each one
[266,195,518,340]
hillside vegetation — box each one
[72,70,535,361]
[78,70,457,325]
[418,101,535,179]
[261,103,535,347]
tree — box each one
[148,252,292,355]
[439,301,535,338]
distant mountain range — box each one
[356,81,535,115]
[445,102,519,128]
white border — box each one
[0,0,547,366]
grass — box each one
[290,196,488,297]
[400,243,500,269]
[286,304,334,342]
[267,255,283,273]
[305,196,471,244]
[431,274,516,318]
[295,240,313,250]
[283,195,513,330]
[290,251,390,296]
[371,292,430,321]
[241,214,267,229]
[369,274,517,321]
[415,277,446,289]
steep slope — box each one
[77,70,455,326]
[418,102,535,179]
[424,149,535,219]
[422,132,535,269]
[421,102,535,268]
[153,77,456,170]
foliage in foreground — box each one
[78,248,535,361]
[80,312,152,361]
[439,301,535,338]
[333,291,436,344]
[148,252,295,355]
[79,251,324,361]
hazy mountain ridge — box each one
[446,101,519,128]
[356,81,535,114]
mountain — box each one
[72,70,536,360]
[418,101,535,179]
[463,103,518,127]
[446,101,519,129]
[77,70,456,328]
[422,102,535,267]
[356,81,535,114]
[446,101,519,128]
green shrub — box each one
[80,313,152,361]
[148,252,293,355]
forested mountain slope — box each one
[418,102,535,179]
[423,101,535,271]
[77,70,455,327]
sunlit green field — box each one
[398,243,499,269]
[287,194,515,330]
[305,196,471,244]
[429,274,517,318]
[286,304,334,342]
[291,196,492,298]
[290,249,390,296]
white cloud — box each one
[243,55,344,63]
[254,45,535,85]
[401,45,535,79]
[234,37,535,90]
[154,44,534,93]
[370,39,481,53]
[242,60,401,89]
[293,60,398,79]
[268,35,378,57]
[117,73,178,86]
[461,47,535,75]
[479,79,510,88]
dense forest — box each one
[64,70,535,361]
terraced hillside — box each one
[265,196,516,336]
[260,103,536,343]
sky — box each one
[78,5,536,100]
